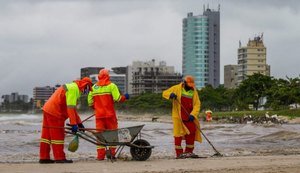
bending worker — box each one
[39,77,93,164]
[162,75,202,159]
[88,69,129,160]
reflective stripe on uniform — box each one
[92,93,111,97]
[51,140,64,145]
[186,144,194,148]
[40,138,51,144]
[175,145,183,149]
[97,145,106,149]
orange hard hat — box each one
[184,75,195,88]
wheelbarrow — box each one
[66,124,154,161]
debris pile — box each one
[225,113,287,124]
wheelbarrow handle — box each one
[43,125,71,129]
[43,125,104,132]
[81,114,95,123]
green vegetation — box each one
[2,73,299,120]
[113,74,300,119]
[199,74,300,112]
[116,92,172,115]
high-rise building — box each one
[182,5,220,89]
[127,59,182,95]
[237,34,270,86]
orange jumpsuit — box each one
[40,78,92,161]
[88,69,126,160]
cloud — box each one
[0,0,299,98]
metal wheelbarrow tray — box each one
[75,124,154,161]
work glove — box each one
[124,93,130,100]
[169,93,177,99]
[188,115,195,122]
[71,125,78,133]
[78,123,85,132]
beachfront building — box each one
[224,34,270,88]
[182,5,220,89]
[1,92,29,103]
[224,65,238,89]
[0,92,29,112]
[237,34,270,86]
[33,86,58,108]
[127,59,182,95]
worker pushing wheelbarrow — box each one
[65,124,154,161]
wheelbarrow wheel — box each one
[130,139,152,161]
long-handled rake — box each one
[174,99,223,157]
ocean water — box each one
[1,113,300,163]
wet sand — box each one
[1,113,300,173]
[1,155,300,173]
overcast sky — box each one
[0,0,299,98]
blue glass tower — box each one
[182,6,220,89]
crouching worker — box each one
[88,69,129,160]
[39,77,93,164]
[162,75,202,159]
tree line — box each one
[117,73,300,113]
[2,73,299,113]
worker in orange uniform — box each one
[88,69,129,160]
[205,110,212,122]
[162,76,202,159]
[39,77,93,164]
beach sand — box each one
[1,155,300,173]
[1,113,300,173]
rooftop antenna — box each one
[239,40,241,48]
[218,4,220,11]
[203,4,205,13]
